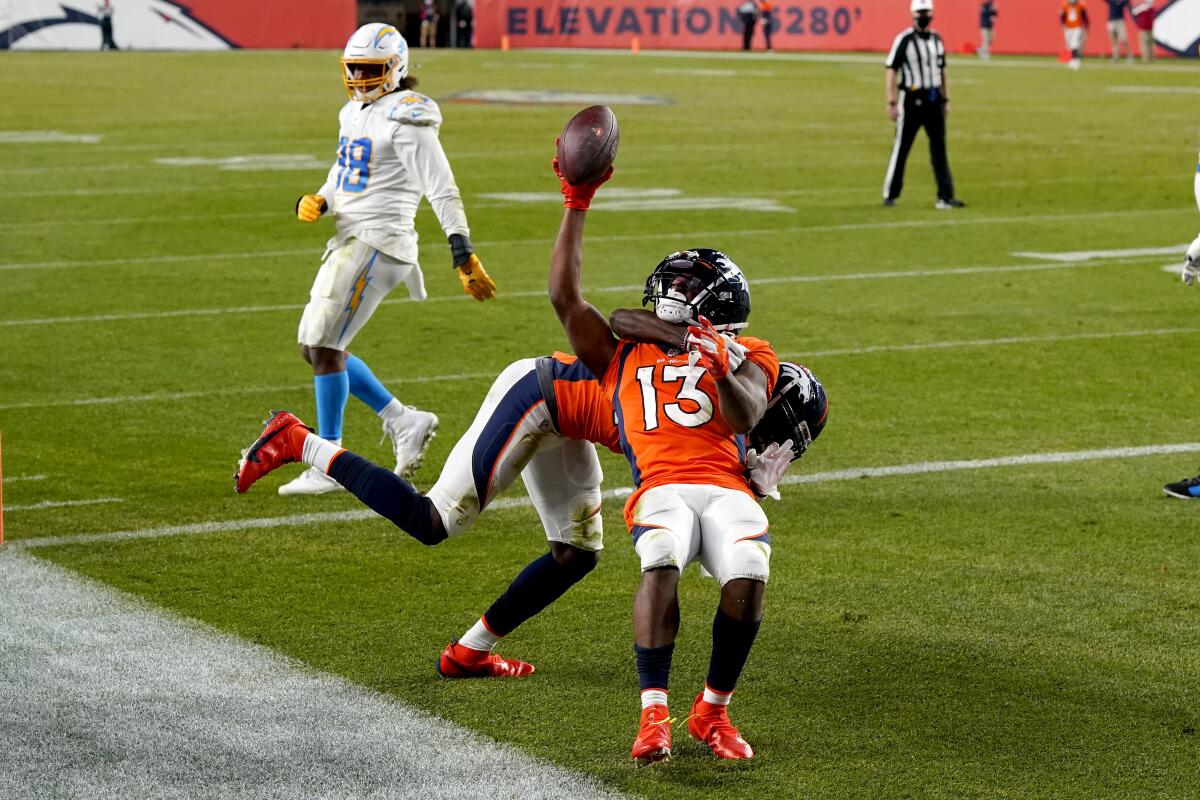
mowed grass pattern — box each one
[2,49,1199,798]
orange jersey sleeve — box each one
[543,352,620,453]
[602,338,778,525]
[736,335,780,398]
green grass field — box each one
[2,48,1199,798]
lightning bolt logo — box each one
[337,253,377,343]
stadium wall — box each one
[473,0,1197,58]
[0,0,355,50]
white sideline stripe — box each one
[1012,244,1187,262]
[2,475,46,484]
[781,443,1200,486]
[780,327,1200,359]
[1,253,1168,329]
[0,208,1186,272]
[10,443,1196,550]
[4,497,122,512]
[3,325,1195,415]
[0,551,626,800]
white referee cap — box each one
[910,0,933,12]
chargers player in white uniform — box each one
[282,22,497,496]
[1164,150,1200,498]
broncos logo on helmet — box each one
[642,248,752,332]
[749,362,829,461]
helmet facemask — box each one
[341,57,399,102]
[643,250,751,333]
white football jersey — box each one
[316,90,469,264]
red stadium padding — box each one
[473,0,1190,58]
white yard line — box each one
[780,443,1200,486]
[0,550,626,800]
[0,208,1187,273]
[10,443,1197,550]
[1,253,1168,329]
[4,498,122,512]
[0,211,280,230]
[3,325,1195,415]
[780,327,1200,359]
[1012,244,1187,262]
[2,475,46,483]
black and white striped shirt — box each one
[885,28,945,92]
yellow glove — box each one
[296,194,326,223]
[457,254,496,301]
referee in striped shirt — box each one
[882,0,965,209]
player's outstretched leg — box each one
[439,543,598,678]
[687,579,764,760]
[346,353,439,478]
[235,411,447,546]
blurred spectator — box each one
[1131,0,1156,61]
[978,1,997,58]
[1060,0,1089,70]
[760,0,774,51]
[1104,0,1133,63]
[97,0,117,50]
[420,0,439,47]
[738,0,758,51]
[455,0,473,48]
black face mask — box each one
[914,13,932,29]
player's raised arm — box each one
[548,160,617,379]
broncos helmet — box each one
[749,362,828,461]
[642,248,752,332]
[341,23,409,103]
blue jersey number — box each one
[336,137,373,193]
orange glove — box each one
[553,153,613,211]
[686,316,731,379]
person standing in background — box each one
[1104,0,1133,63]
[759,0,774,51]
[738,0,758,51]
[1061,0,1089,70]
[97,0,117,50]
[882,0,964,210]
[420,0,440,47]
[979,0,997,58]
[1131,0,1156,61]
[455,0,473,48]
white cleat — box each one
[278,466,345,496]
[1067,58,1081,70]
[383,406,439,479]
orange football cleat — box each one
[234,410,310,494]
[630,704,672,764]
[437,641,535,678]
[687,695,754,759]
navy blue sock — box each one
[635,643,675,692]
[706,609,762,693]
[482,550,596,636]
[327,451,446,545]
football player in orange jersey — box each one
[548,160,780,762]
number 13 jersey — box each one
[602,337,780,525]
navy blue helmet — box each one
[750,362,828,461]
[643,248,752,332]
